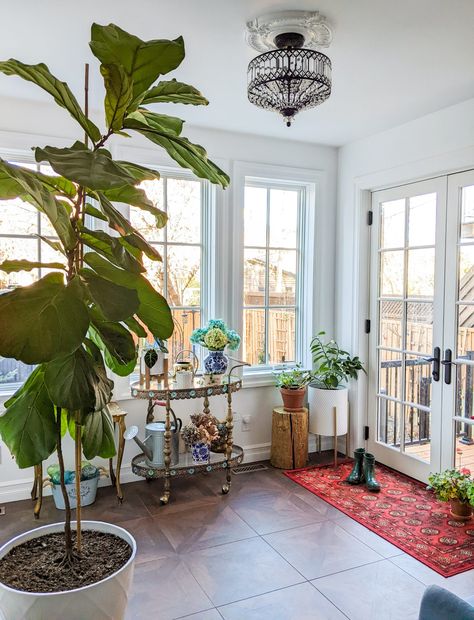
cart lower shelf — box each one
[131,445,244,480]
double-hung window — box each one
[242,179,307,368]
[0,160,63,393]
[128,170,210,365]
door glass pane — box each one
[458,246,474,301]
[244,186,266,247]
[407,248,435,298]
[268,250,296,305]
[405,354,432,408]
[167,246,200,306]
[460,185,474,240]
[380,300,403,349]
[403,405,431,463]
[167,178,200,243]
[408,193,436,246]
[377,397,401,447]
[380,199,405,249]
[457,304,474,357]
[454,362,474,470]
[244,248,266,306]
[268,308,295,364]
[379,349,403,399]
[243,309,265,365]
[406,302,433,354]
[380,251,404,296]
[269,189,298,248]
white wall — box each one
[0,96,338,502]
[336,96,474,448]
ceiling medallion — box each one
[246,10,333,127]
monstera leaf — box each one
[84,252,173,339]
[0,367,56,468]
[0,273,89,364]
[90,23,185,105]
[82,406,116,459]
[0,60,101,142]
[141,79,208,106]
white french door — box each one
[368,171,474,482]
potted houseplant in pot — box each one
[274,365,313,412]
[308,332,365,436]
[0,23,228,619]
[190,319,240,381]
[428,468,474,522]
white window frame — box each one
[231,161,321,387]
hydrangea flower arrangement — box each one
[190,319,241,351]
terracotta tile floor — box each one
[1,453,474,619]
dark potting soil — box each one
[0,530,132,593]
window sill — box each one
[241,371,276,389]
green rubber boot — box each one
[363,453,381,492]
[346,448,366,485]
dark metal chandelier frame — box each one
[247,35,332,127]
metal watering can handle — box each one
[168,407,182,433]
[174,349,199,375]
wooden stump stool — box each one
[271,407,309,469]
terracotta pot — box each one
[280,387,307,412]
[450,499,472,522]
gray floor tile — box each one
[334,514,405,558]
[390,553,474,598]
[230,489,329,535]
[156,504,257,552]
[313,560,426,620]
[125,556,212,620]
[184,537,304,606]
[218,582,348,620]
[264,520,382,579]
[178,610,222,620]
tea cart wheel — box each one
[222,483,230,494]
[160,493,170,505]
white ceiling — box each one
[1,0,474,146]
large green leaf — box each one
[0,368,56,468]
[44,347,101,411]
[102,184,167,228]
[81,268,139,320]
[0,259,65,273]
[84,203,108,222]
[124,315,147,338]
[119,232,162,262]
[95,192,135,234]
[142,79,208,106]
[89,317,137,376]
[35,170,77,198]
[82,339,114,411]
[82,406,116,459]
[101,63,133,130]
[123,118,229,188]
[0,60,101,143]
[90,23,185,105]
[35,142,138,190]
[0,159,76,250]
[84,252,173,339]
[79,227,145,274]
[116,161,161,182]
[0,273,89,364]
[126,108,183,136]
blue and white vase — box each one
[192,442,210,464]
[203,350,228,375]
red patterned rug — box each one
[284,460,474,577]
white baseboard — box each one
[0,437,346,505]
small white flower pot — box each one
[308,383,349,436]
[50,475,99,510]
[0,521,136,620]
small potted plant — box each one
[190,319,240,379]
[428,468,473,522]
[308,332,365,436]
[274,365,313,412]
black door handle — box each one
[441,348,453,384]
[423,346,440,382]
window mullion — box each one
[265,188,271,364]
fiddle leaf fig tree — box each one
[0,23,229,564]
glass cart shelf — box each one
[132,445,244,479]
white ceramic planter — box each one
[308,383,349,436]
[0,521,136,620]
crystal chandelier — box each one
[246,11,333,127]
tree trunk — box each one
[271,407,308,469]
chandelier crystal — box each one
[246,12,332,127]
